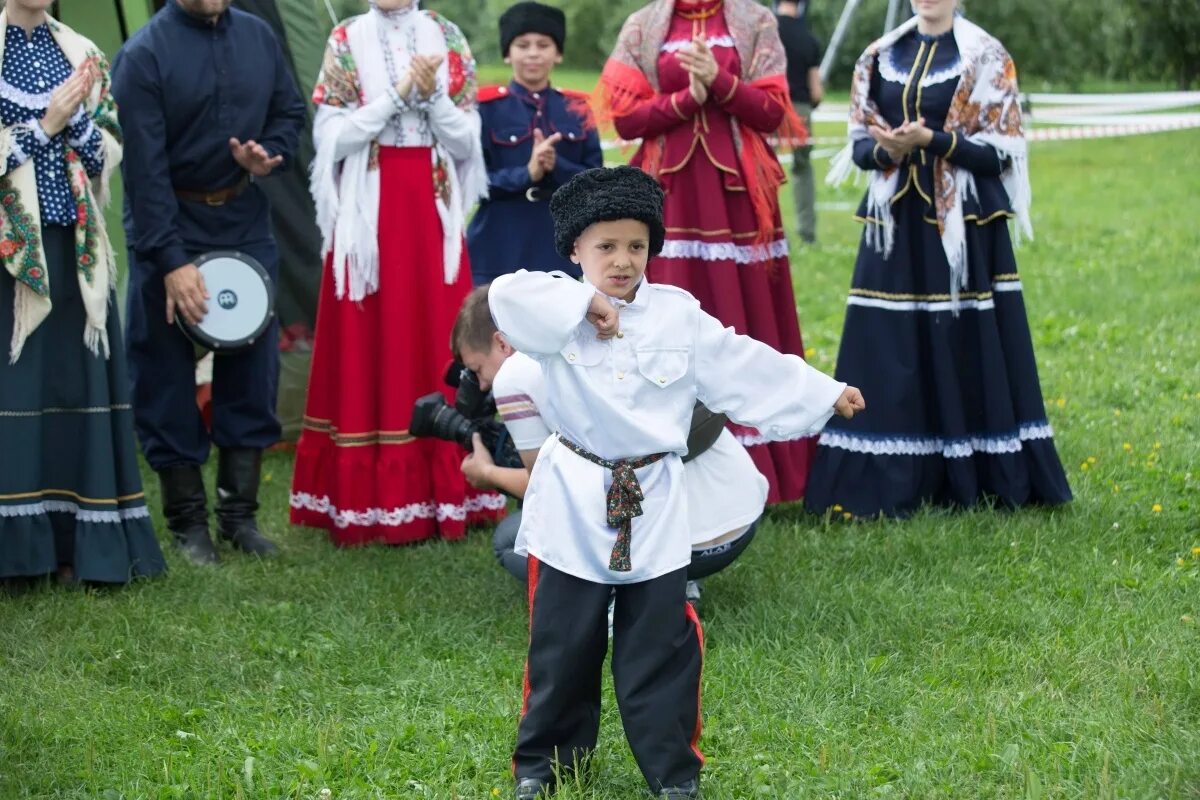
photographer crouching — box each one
[427,285,767,608]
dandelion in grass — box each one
[1154,441,1162,450]
[832,504,843,512]
[1178,558,1187,567]
[1191,547,1200,557]
[1080,461,1089,471]
[1088,456,1097,464]
[842,511,853,521]
[1123,442,1133,452]
[1055,396,1066,408]
[1152,503,1163,513]
[805,347,816,359]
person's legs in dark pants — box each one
[125,255,218,564]
[210,245,282,555]
[514,558,610,791]
[791,102,816,243]
[494,511,529,582]
[611,567,704,795]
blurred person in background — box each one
[775,0,823,244]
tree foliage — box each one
[327,0,1200,90]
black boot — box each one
[158,465,220,566]
[656,779,700,799]
[215,448,278,556]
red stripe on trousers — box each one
[685,600,706,765]
[513,555,541,776]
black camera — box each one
[410,364,524,474]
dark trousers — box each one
[515,559,704,792]
[124,242,281,470]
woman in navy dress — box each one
[0,1,164,585]
[805,0,1071,518]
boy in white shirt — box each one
[489,166,864,800]
[451,284,767,597]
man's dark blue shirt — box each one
[111,2,305,276]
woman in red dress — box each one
[598,0,815,503]
[290,0,505,546]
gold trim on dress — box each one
[850,288,994,302]
[0,489,145,505]
[719,76,739,104]
[900,41,927,126]
[665,226,784,238]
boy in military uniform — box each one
[466,1,603,283]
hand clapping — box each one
[409,54,444,100]
[527,129,563,183]
[869,116,934,162]
[228,138,283,177]
[42,58,98,138]
[676,35,719,103]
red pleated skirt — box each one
[649,152,816,504]
[290,146,506,545]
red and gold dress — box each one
[602,0,814,503]
[290,7,505,546]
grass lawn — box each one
[1,127,1198,798]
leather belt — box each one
[524,186,549,203]
[174,175,250,207]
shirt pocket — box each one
[636,346,690,388]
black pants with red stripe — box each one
[515,559,704,792]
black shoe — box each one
[158,465,220,566]
[515,777,550,799]
[656,778,700,799]
[215,448,278,556]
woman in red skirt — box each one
[598,0,815,503]
[291,0,505,546]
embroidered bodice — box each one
[874,29,960,131]
[371,7,441,147]
[853,27,1011,222]
[1,23,104,225]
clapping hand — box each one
[527,129,563,182]
[410,54,444,100]
[229,138,283,177]
[676,35,719,87]
[833,386,866,419]
[587,292,620,340]
[42,58,99,137]
[869,117,934,162]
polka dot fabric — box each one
[2,24,105,225]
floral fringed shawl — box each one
[595,0,808,244]
[827,15,1032,303]
[0,14,121,363]
[310,8,485,300]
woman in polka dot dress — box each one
[0,0,165,586]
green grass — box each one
[2,131,1199,799]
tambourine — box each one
[176,251,275,353]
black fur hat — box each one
[499,2,566,56]
[550,166,666,259]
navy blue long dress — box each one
[805,29,1072,518]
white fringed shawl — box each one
[309,7,486,302]
[0,13,121,362]
[827,16,1032,304]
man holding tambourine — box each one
[112,0,306,565]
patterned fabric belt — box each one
[557,435,668,572]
